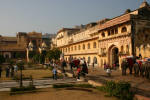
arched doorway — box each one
[108,45,119,67]
[112,47,119,66]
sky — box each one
[0,0,149,36]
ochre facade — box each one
[54,1,150,68]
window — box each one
[66,48,67,52]
[111,29,114,35]
[88,43,90,49]
[82,44,85,50]
[93,57,97,64]
[101,32,105,37]
[78,45,80,50]
[121,27,127,33]
[115,28,118,34]
[121,45,124,53]
[74,46,76,51]
[108,30,111,36]
[87,57,90,64]
[68,47,70,52]
[93,42,96,48]
[126,45,129,53]
[145,34,149,41]
[71,46,73,51]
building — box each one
[0,31,43,59]
[54,1,150,68]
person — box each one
[104,63,107,70]
[140,61,145,77]
[14,65,18,73]
[127,58,133,74]
[77,66,81,81]
[106,66,111,77]
[61,59,67,79]
[0,66,2,78]
[81,59,88,78]
[133,62,140,77]
[92,62,95,71]
[10,66,14,77]
[121,59,127,76]
[69,55,73,71]
[113,63,116,70]
[52,67,57,80]
[5,66,10,78]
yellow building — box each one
[54,1,150,68]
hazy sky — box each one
[0,0,148,36]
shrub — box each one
[53,84,93,88]
[75,84,93,88]
[53,84,74,88]
[11,86,36,92]
[96,81,134,100]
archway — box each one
[108,45,119,67]
[112,47,119,66]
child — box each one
[106,67,111,77]
[52,67,57,80]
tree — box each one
[29,51,36,58]
[33,54,40,64]
[53,48,62,60]
[46,48,62,61]
[15,52,26,59]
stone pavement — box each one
[0,78,77,91]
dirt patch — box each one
[0,88,118,100]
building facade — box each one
[54,1,150,68]
[0,31,43,59]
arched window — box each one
[88,43,90,49]
[83,44,85,50]
[88,57,90,64]
[126,45,129,53]
[121,27,127,33]
[71,46,73,51]
[115,28,118,34]
[93,42,97,48]
[111,29,114,35]
[74,46,76,51]
[93,57,97,64]
[121,45,124,53]
[78,45,80,50]
[108,30,111,36]
[101,32,105,37]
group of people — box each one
[0,64,18,78]
[121,56,150,79]
[51,56,88,81]
[68,57,88,80]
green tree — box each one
[15,52,26,58]
[29,51,36,58]
[46,48,62,61]
[33,54,40,64]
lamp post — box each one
[17,60,24,87]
